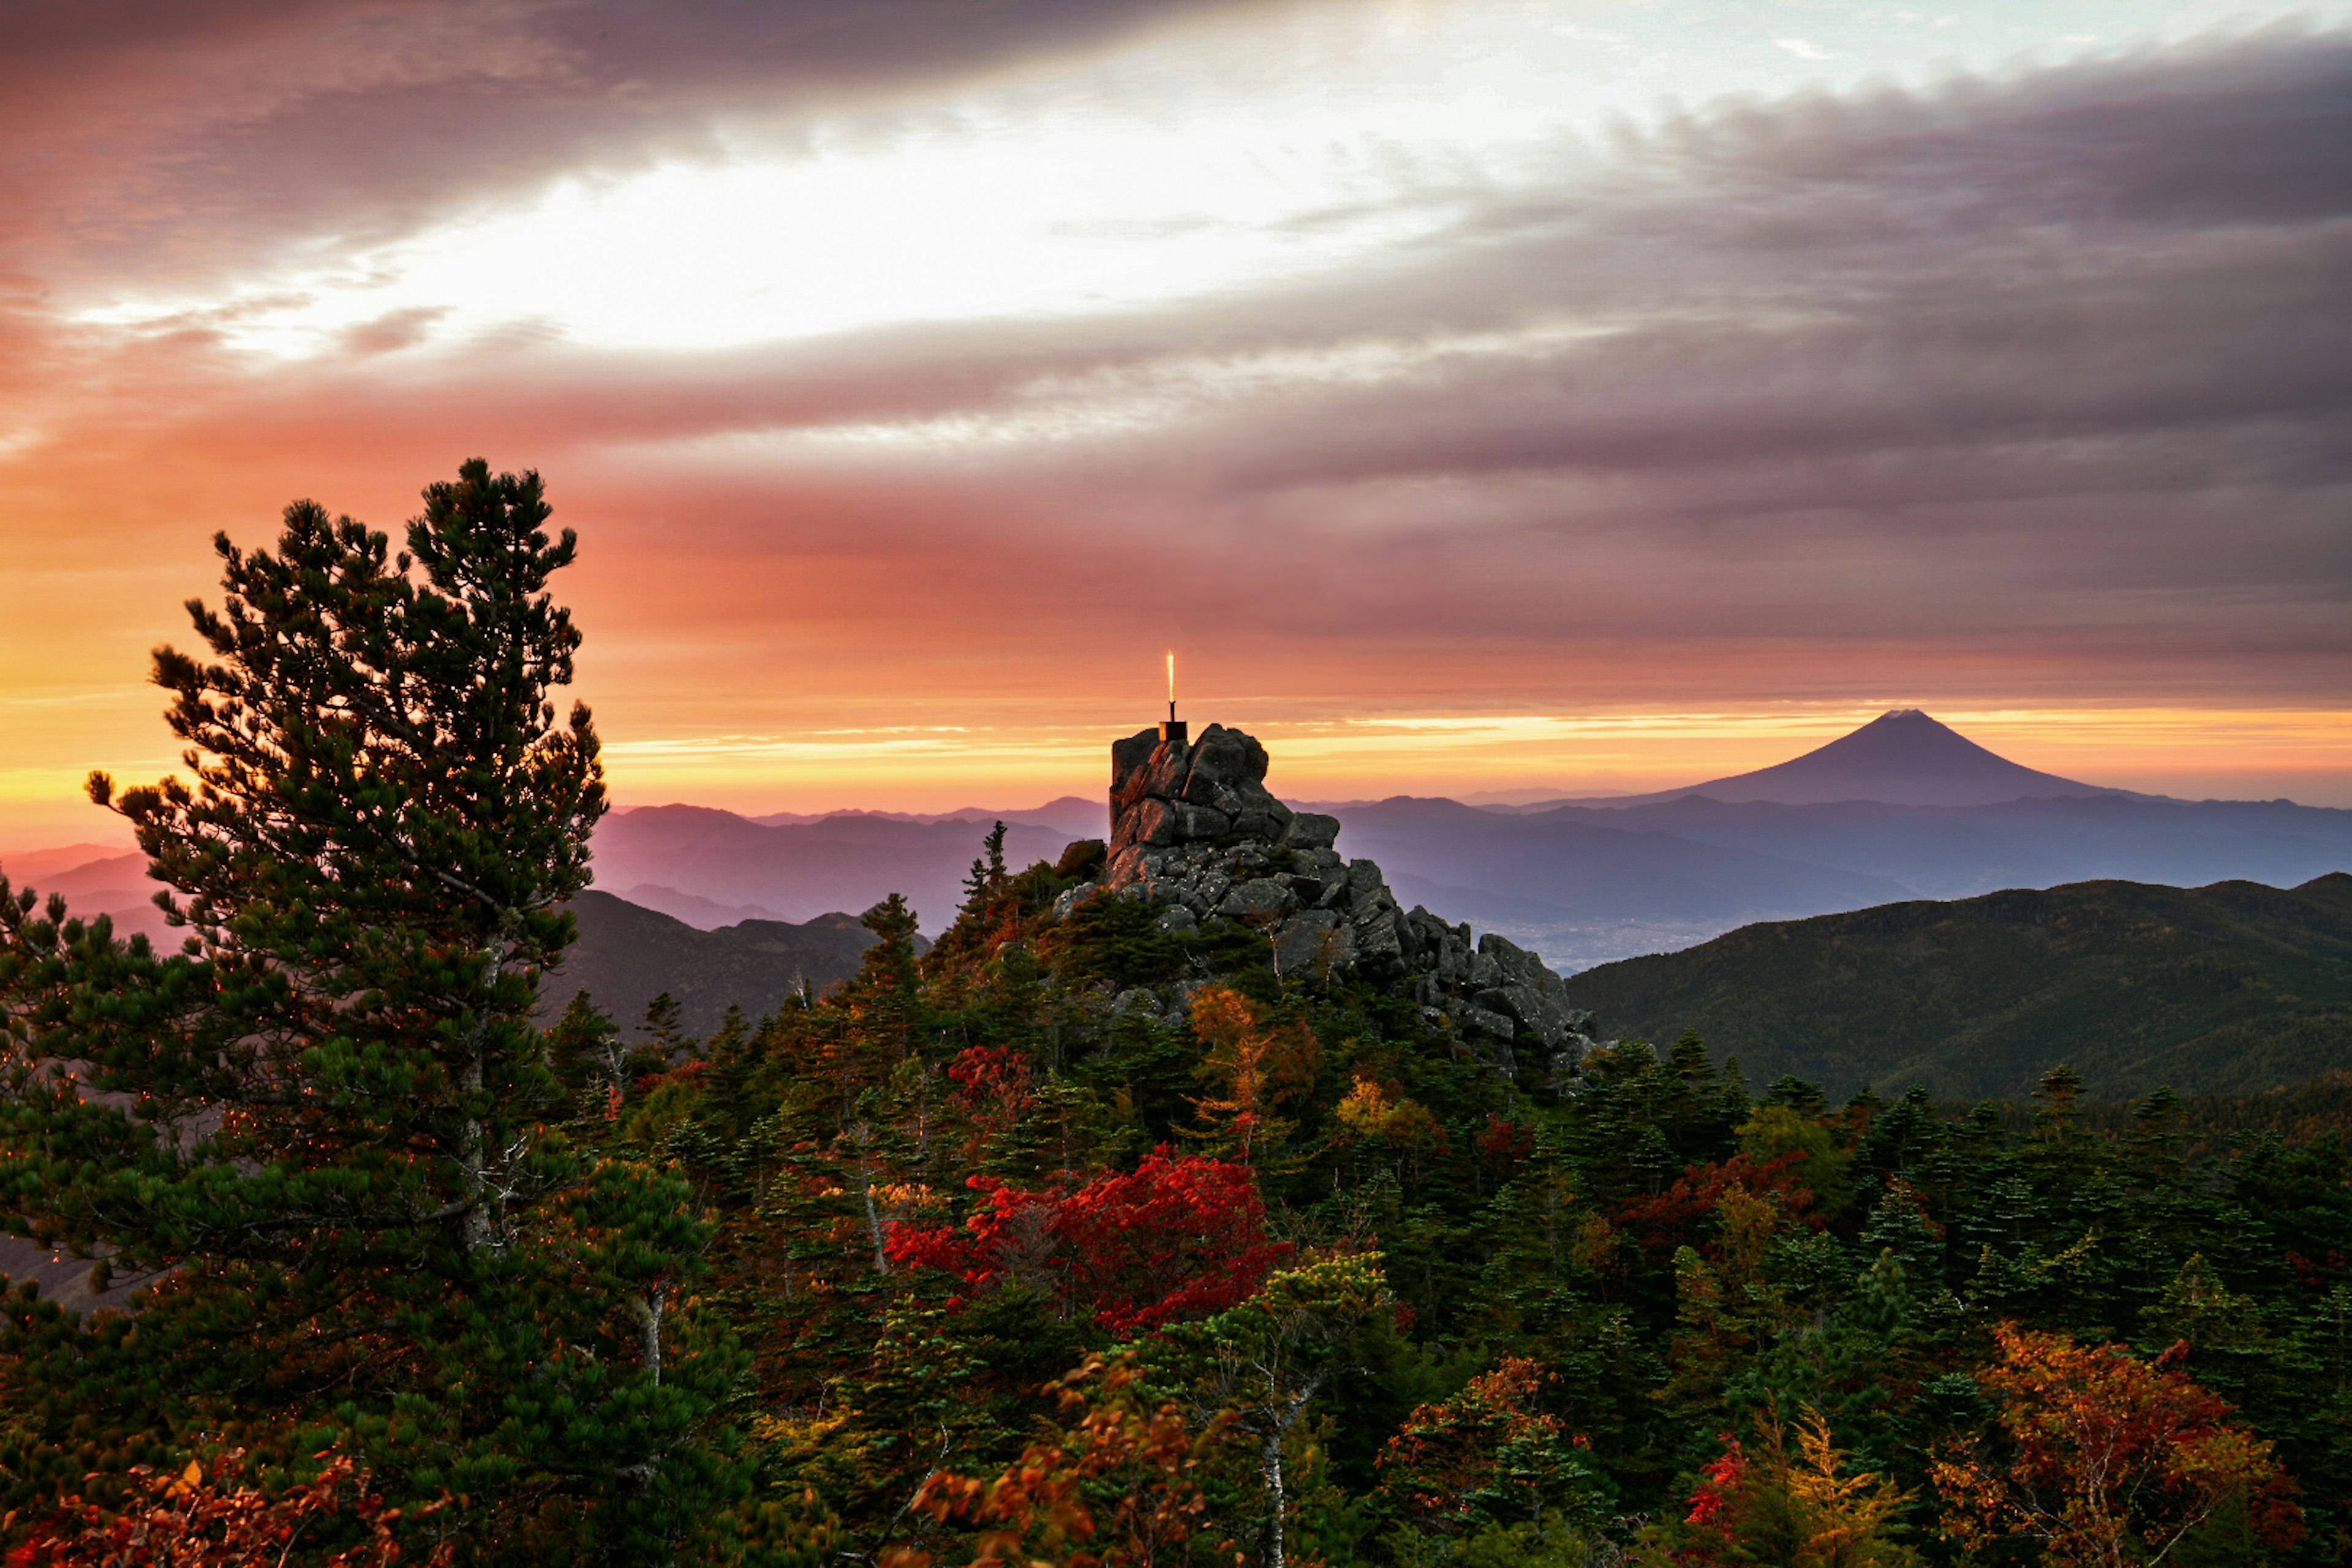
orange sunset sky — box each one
[4,1,2350,848]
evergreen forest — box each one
[2,465,2348,1567]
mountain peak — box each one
[1595,709,2129,809]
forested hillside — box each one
[1566,874,2352,1101]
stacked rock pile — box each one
[1052,720,1600,1083]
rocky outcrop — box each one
[1057,721,1600,1083]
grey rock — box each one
[1155,905,1199,934]
[1051,882,1098,921]
[1133,797,1180,847]
[1271,910,1352,981]
[1354,908,1405,965]
[1229,809,1278,840]
[1457,1003,1516,1039]
[1176,802,1231,839]
[1182,723,1265,791]
[1282,812,1341,850]
[1217,877,1298,921]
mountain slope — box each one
[541,890,903,1037]
[1563,873,2352,1102]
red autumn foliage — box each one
[886,1146,1293,1334]
[1616,1151,1819,1259]
[1475,1114,1533,1170]
[1683,1435,1746,1543]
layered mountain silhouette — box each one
[7,711,2345,988]
[1299,712,2350,969]
[590,805,1077,934]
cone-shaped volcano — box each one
[1612,710,2128,809]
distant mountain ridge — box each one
[8,714,2343,981]
[590,804,1082,936]
[747,796,1104,839]
[1562,872,2352,1103]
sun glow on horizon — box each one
[564,705,2352,820]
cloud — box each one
[0,0,1266,296]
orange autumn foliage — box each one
[1929,1322,2302,1567]
[1377,1355,1598,1531]
[11,1449,452,1568]
[881,1356,1231,1568]
[1185,987,1317,1166]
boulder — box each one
[1282,812,1341,850]
[1271,910,1351,981]
[1354,908,1406,965]
[1218,877,1298,922]
[1457,1003,1517,1040]
[1177,802,1231,839]
[1131,797,1179,847]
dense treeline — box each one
[2,467,2346,1566]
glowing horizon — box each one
[12,700,2351,856]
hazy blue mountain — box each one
[1562,873,2352,1103]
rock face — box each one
[1070,721,1599,1082]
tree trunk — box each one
[857,1133,891,1274]
[1261,1430,1287,1568]
[634,1284,666,1386]
[459,1009,493,1255]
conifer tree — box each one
[0,461,739,1562]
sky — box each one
[2,0,2349,846]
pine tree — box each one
[0,461,740,1562]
